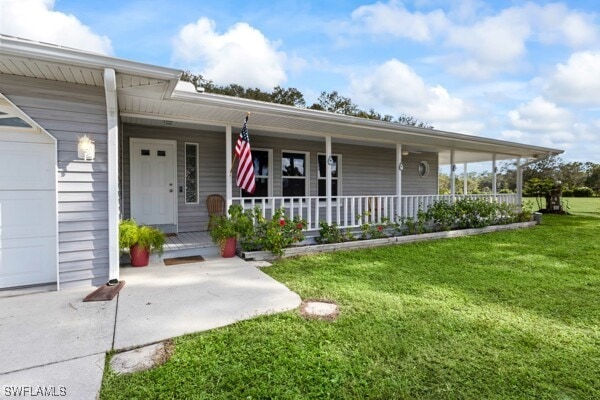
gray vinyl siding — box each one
[241,135,438,197]
[0,74,109,288]
[121,125,438,233]
[122,124,226,232]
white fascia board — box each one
[0,35,182,83]
[171,90,564,157]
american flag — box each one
[235,115,256,194]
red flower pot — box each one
[221,237,237,258]
[130,244,150,267]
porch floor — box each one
[164,231,213,251]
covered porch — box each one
[117,80,562,247]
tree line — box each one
[439,155,600,197]
[181,71,432,128]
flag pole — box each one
[229,112,250,175]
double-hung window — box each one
[242,149,272,197]
[318,154,340,197]
[282,151,309,197]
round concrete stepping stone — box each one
[300,300,339,320]
[110,340,173,374]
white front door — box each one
[130,138,177,226]
[0,132,57,289]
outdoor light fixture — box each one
[402,150,409,156]
[327,156,335,166]
[451,164,457,172]
[78,134,95,161]
[398,163,404,171]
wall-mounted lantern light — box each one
[78,134,95,161]
[398,163,404,171]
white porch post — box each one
[104,68,119,283]
[396,144,403,220]
[325,135,332,224]
[492,154,497,199]
[516,158,522,210]
[225,125,233,210]
[463,163,468,195]
[450,150,456,201]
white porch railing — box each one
[231,194,518,231]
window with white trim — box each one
[242,149,272,197]
[282,151,309,197]
[185,143,199,204]
[317,154,341,197]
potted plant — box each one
[119,219,166,267]
[209,204,253,257]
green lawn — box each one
[101,199,600,399]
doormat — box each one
[83,281,125,302]
[165,233,177,237]
[163,255,205,266]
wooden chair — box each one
[206,194,226,230]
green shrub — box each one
[573,187,594,197]
[316,221,344,244]
[238,208,305,257]
[119,219,165,255]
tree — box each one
[309,90,358,115]
[271,86,306,107]
[522,155,562,182]
[524,178,555,210]
[397,114,433,129]
[584,163,600,193]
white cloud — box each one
[444,7,530,78]
[172,18,287,90]
[350,59,478,131]
[504,97,576,148]
[0,0,112,54]
[351,0,449,42]
[532,3,599,48]
[349,1,600,79]
[544,51,600,106]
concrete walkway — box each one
[0,257,301,399]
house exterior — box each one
[0,35,563,291]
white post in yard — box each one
[492,154,497,199]
[225,125,233,210]
[104,68,119,283]
[396,143,403,220]
[516,158,522,210]
[325,135,332,224]
[450,149,456,201]
[463,163,468,195]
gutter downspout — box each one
[104,68,120,282]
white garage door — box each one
[0,130,57,289]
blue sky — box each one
[2,0,599,165]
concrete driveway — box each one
[0,257,300,399]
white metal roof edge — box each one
[171,90,564,157]
[0,35,182,82]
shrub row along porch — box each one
[232,194,517,231]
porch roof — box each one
[0,34,563,164]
